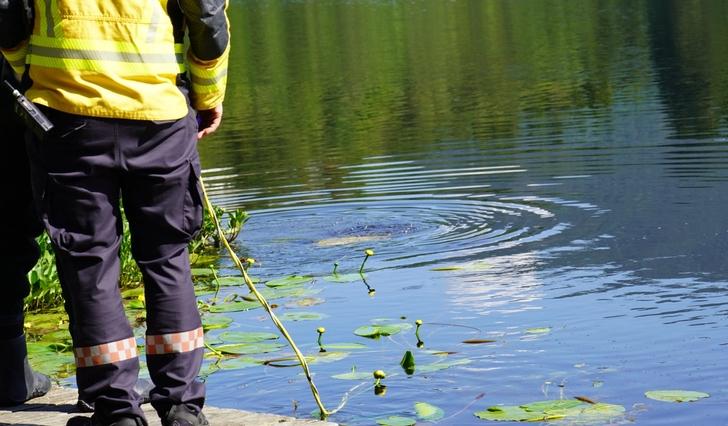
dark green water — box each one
[195,1,728,424]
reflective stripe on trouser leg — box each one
[24,109,145,421]
[118,109,205,414]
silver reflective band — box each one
[190,69,228,86]
[30,45,184,64]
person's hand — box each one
[196,104,223,140]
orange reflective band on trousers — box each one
[74,337,138,368]
[146,327,204,355]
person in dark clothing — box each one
[0,56,53,407]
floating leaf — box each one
[521,400,583,413]
[194,288,216,297]
[120,287,145,298]
[213,342,285,355]
[201,315,233,331]
[400,350,416,375]
[645,390,710,403]
[430,266,464,271]
[525,327,551,334]
[208,300,261,313]
[280,311,327,321]
[310,351,350,364]
[415,402,444,421]
[191,268,213,276]
[432,261,490,272]
[288,297,325,307]
[376,416,416,426]
[462,339,496,344]
[475,400,626,423]
[127,300,145,310]
[265,275,313,288]
[214,276,244,286]
[354,323,412,338]
[316,235,388,247]
[322,273,364,283]
[475,405,542,422]
[217,331,279,343]
[333,366,372,380]
[213,357,261,370]
[418,359,472,373]
[323,342,367,350]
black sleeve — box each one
[176,0,228,61]
[0,0,33,49]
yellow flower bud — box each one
[317,327,326,334]
[373,370,386,380]
[365,249,375,256]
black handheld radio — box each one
[3,79,54,139]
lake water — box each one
[195,0,728,424]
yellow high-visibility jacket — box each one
[1,0,229,120]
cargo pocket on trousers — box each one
[182,158,204,240]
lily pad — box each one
[208,300,261,313]
[265,275,313,288]
[354,323,412,338]
[213,342,285,355]
[322,342,367,350]
[418,359,472,373]
[280,311,327,321]
[525,327,551,334]
[475,405,542,422]
[415,402,444,421]
[316,235,388,247]
[322,273,364,283]
[310,351,350,364]
[645,390,710,403]
[332,366,372,380]
[191,267,214,276]
[462,339,496,344]
[201,315,233,331]
[475,400,626,423]
[217,331,279,343]
[375,416,416,426]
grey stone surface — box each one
[0,386,337,425]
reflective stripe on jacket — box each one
[1,0,229,120]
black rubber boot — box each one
[162,404,209,426]
[0,334,52,406]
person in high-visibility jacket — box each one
[1,0,230,425]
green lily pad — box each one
[332,366,372,380]
[191,267,214,276]
[288,297,325,307]
[280,311,327,321]
[475,405,543,421]
[265,275,313,288]
[208,300,261,313]
[475,400,626,423]
[194,288,216,297]
[201,315,233,331]
[322,342,367,350]
[217,331,279,343]
[127,300,145,310]
[354,323,412,338]
[120,287,145,298]
[415,402,444,421]
[322,273,364,283]
[376,416,416,426]
[213,342,285,355]
[645,390,710,403]
[521,399,583,413]
[310,351,350,364]
[418,359,472,373]
[213,276,244,286]
[316,235,388,247]
[525,327,551,334]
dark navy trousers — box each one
[25,106,206,422]
[0,66,41,341]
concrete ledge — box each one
[0,386,337,426]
